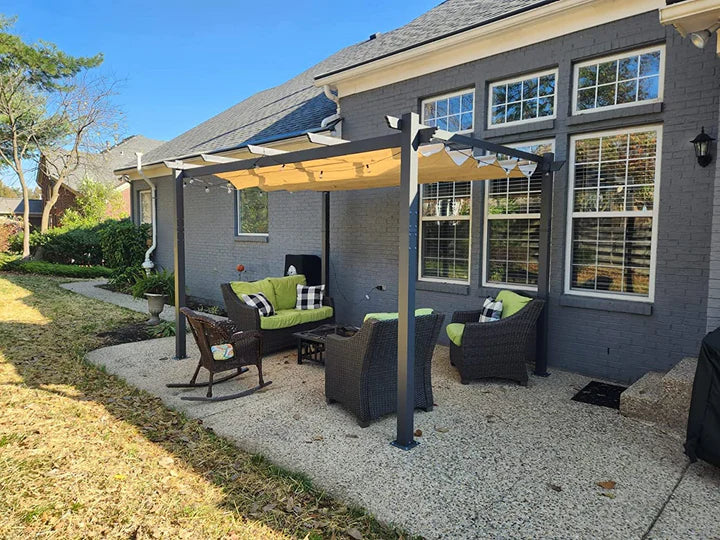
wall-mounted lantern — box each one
[691,127,715,168]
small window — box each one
[573,46,664,114]
[565,126,661,301]
[138,190,152,224]
[488,69,557,128]
[236,187,268,236]
[421,89,474,132]
[484,140,554,289]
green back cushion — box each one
[268,274,307,310]
[260,306,333,330]
[445,323,465,347]
[363,308,433,322]
[230,279,277,309]
[496,290,532,318]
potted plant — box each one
[131,269,175,325]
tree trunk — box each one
[21,182,30,258]
[40,182,61,233]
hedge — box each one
[1,258,114,278]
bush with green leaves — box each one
[3,260,114,278]
[98,219,150,269]
[147,320,177,338]
[131,269,174,303]
[108,265,145,293]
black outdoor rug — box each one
[572,381,628,410]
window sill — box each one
[416,280,470,295]
[567,102,663,127]
[235,235,269,243]
[484,119,555,138]
[559,293,653,315]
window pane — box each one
[461,92,474,112]
[577,88,596,110]
[597,83,616,107]
[617,80,637,104]
[538,97,554,117]
[522,99,538,120]
[449,96,461,115]
[618,56,639,80]
[437,100,448,116]
[461,112,473,131]
[639,51,661,76]
[239,188,268,234]
[423,102,436,120]
[522,78,538,99]
[507,82,522,102]
[140,192,152,224]
[577,65,597,88]
[492,86,507,106]
[598,60,618,84]
[638,76,659,100]
[539,74,555,96]
[447,114,460,132]
[507,103,521,122]
[491,105,506,125]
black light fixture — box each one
[691,127,715,167]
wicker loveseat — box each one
[324,312,444,427]
[221,274,334,354]
[446,291,544,386]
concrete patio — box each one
[86,336,720,539]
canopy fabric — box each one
[215,144,537,192]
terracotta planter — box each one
[145,293,167,325]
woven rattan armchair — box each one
[449,298,544,386]
[324,313,444,427]
[221,283,335,354]
[167,307,270,401]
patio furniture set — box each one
[171,274,544,426]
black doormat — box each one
[571,381,628,410]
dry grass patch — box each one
[0,274,410,539]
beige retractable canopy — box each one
[215,143,538,192]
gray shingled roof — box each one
[0,197,43,216]
[45,135,164,189]
[132,0,551,168]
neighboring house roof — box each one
[125,0,551,168]
[0,197,43,216]
[44,135,164,191]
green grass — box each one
[0,255,113,278]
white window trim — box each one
[482,139,555,291]
[421,88,476,134]
[487,69,558,130]
[138,189,152,225]
[235,189,269,237]
[564,125,662,303]
[571,45,665,116]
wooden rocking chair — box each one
[167,307,271,401]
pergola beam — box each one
[164,160,201,170]
[201,153,240,164]
[307,132,351,146]
[247,144,288,156]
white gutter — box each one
[136,152,157,274]
[321,85,342,137]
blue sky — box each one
[4,0,439,145]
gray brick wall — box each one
[706,101,720,332]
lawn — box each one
[0,273,407,539]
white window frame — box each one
[572,45,665,116]
[419,89,475,284]
[235,188,269,237]
[564,125,662,302]
[482,139,555,291]
[487,69,558,129]
[420,88,475,134]
[138,189,152,225]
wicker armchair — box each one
[221,283,335,354]
[324,313,444,427]
[449,298,544,386]
[167,307,270,401]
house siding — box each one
[140,11,720,383]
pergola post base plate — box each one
[391,439,419,451]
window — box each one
[573,46,664,114]
[138,190,152,224]
[566,126,661,301]
[420,89,474,283]
[489,70,557,128]
[236,187,268,235]
[484,140,554,289]
[422,89,474,132]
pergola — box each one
[167,112,564,450]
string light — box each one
[204,186,210,193]
[227,184,232,194]
[188,178,194,184]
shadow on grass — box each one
[0,273,409,539]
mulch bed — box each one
[96,283,227,317]
[97,322,153,346]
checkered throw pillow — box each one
[296,284,324,310]
[241,292,275,317]
[479,297,503,322]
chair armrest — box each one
[221,283,261,331]
[460,300,545,347]
[230,330,262,343]
[451,310,482,324]
[323,295,335,310]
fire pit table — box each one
[293,324,359,365]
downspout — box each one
[321,85,342,136]
[136,152,157,274]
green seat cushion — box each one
[363,308,434,322]
[259,306,333,330]
[230,279,277,309]
[268,275,307,310]
[446,323,465,347]
[496,290,532,318]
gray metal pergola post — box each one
[534,153,555,376]
[173,168,187,360]
[321,191,330,294]
[392,111,420,451]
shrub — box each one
[131,269,175,303]
[147,320,177,338]
[99,220,150,269]
[5,260,114,278]
[0,219,22,252]
[108,265,145,293]
[39,226,103,265]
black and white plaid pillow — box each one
[241,292,275,317]
[296,284,324,310]
[479,297,502,322]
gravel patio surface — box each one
[86,335,719,539]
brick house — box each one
[36,135,163,228]
[115,0,720,384]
